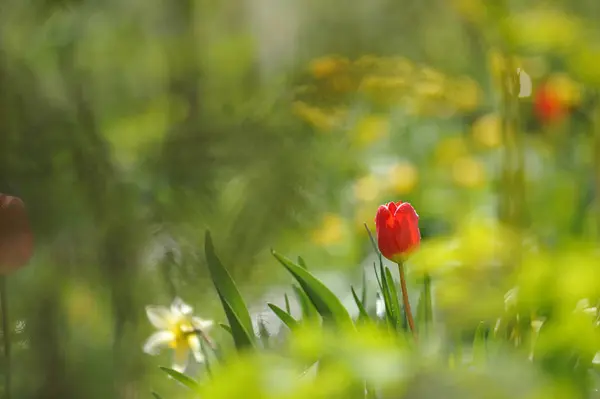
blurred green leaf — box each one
[205,231,255,350]
[297,256,308,269]
[268,303,299,330]
[416,274,433,337]
[159,367,201,393]
[200,339,213,378]
[257,317,271,349]
[272,250,353,327]
[473,322,487,365]
[151,392,163,399]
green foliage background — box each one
[2,0,600,397]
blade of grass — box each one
[219,323,232,335]
[284,293,291,314]
[268,303,300,330]
[297,256,308,269]
[361,270,368,309]
[159,367,201,392]
[273,250,353,327]
[384,268,403,330]
[292,284,318,321]
[205,231,255,350]
[351,286,369,322]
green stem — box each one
[397,261,416,339]
[0,277,10,399]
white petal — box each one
[192,317,214,331]
[146,306,174,329]
[187,335,205,363]
[143,331,175,355]
[172,345,190,373]
[171,297,193,317]
[518,68,532,98]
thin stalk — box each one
[397,261,416,339]
[0,277,10,399]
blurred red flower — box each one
[0,194,33,274]
[375,201,420,262]
[534,83,567,124]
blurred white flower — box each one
[143,297,214,373]
[375,293,386,319]
[574,298,598,318]
[517,68,532,98]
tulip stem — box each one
[397,261,416,339]
[0,277,10,399]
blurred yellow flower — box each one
[435,136,469,166]
[472,113,502,149]
[354,55,381,69]
[292,101,345,132]
[452,156,486,188]
[448,77,482,112]
[352,114,390,146]
[388,161,418,194]
[359,75,407,106]
[328,73,355,93]
[354,204,377,232]
[311,214,346,246]
[545,73,581,107]
[309,55,349,79]
[354,174,381,202]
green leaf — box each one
[205,231,255,350]
[219,323,232,335]
[268,303,300,330]
[351,286,369,322]
[361,271,368,309]
[151,392,163,399]
[284,293,291,314]
[218,290,255,350]
[472,322,487,365]
[297,256,308,269]
[384,268,403,330]
[292,284,318,321]
[159,367,201,392]
[374,263,394,326]
[273,251,353,327]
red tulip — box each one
[0,194,33,274]
[375,201,420,262]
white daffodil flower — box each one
[143,297,214,373]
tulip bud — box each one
[374,201,421,262]
[0,194,33,274]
